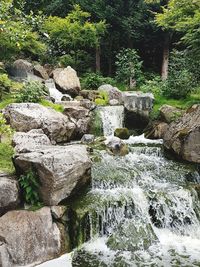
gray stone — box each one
[0,207,61,266]
[98,84,123,103]
[145,121,169,139]
[12,129,51,153]
[80,99,96,110]
[160,105,183,123]
[51,206,67,220]
[81,134,95,144]
[0,173,19,216]
[8,59,33,79]
[123,91,154,113]
[14,145,91,205]
[33,64,49,80]
[3,103,76,143]
[163,104,200,163]
[105,136,129,156]
[52,67,81,97]
[79,90,100,101]
[109,99,119,106]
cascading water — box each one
[71,135,200,267]
[45,79,72,102]
[98,105,124,136]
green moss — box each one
[0,142,14,173]
[40,99,64,112]
[114,128,130,139]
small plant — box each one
[95,91,109,106]
[81,72,116,90]
[16,81,48,103]
[19,169,41,206]
[0,74,12,100]
[0,113,12,143]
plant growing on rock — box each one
[0,74,12,100]
[95,91,109,106]
[0,113,12,143]
[19,169,41,206]
[16,81,48,103]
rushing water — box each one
[70,135,200,267]
[45,79,72,102]
[98,105,124,136]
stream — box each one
[39,106,200,267]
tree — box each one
[42,5,106,72]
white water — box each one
[98,105,124,136]
[36,253,72,267]
[45,79,72,102]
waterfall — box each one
[98,105,124,136]
[45,79,72,102]
[72,140,200,267]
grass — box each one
[39,99,64,112]
[0,94,16,109]
[0,142,14,173]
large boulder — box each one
[160,104,183,123]
[3,103,76,143]
[33,64,49,80]
[0,207,61,266]
[0,173,19,216]
[8,59,33,79]
[52,67,81,97]
[13,145,91,205]
[13,129,51,153]
[123,91,154,130]
[145,121,168,139]
[163,104,200,163]
[98,84,123,103]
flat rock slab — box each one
[123,91,154,112]
[0,207,61,266]
[0,173,19,216]
[14,145,91,205]
[3,103,76,143]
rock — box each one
[33,64,49,80]
[105,136,129,156]
[61,95,72,101]
[98,84,123,103]
[52,67,81,97]
[3,103,76,143]
[27,73,44,83]
[0,207,61,266]
[51,206,67,220]
[76,117,91,138]
[160,105,183,123]
[14,145,91,205]
[114,128,130,140]
[75,96,84,101]
[145,121,168,139]
[81,134,95,144]
[123,91,154,130]
[79,90,100,101]
[123,91,154,113]
[163,104,200,163]
[0,173,19,216]
[109,99,119,106]
[63,105,90,120]
[12,129,52,153]
[8,59,33,79]
[80,99,96,110]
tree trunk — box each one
[96,45,101,73]
[161,33,170,80]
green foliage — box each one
[95,91,109,106]
[42,5,106,57]
[0,142,14,173]
[40,99,64,112]
[0,74,12,99]
[161,50,193,99]
[140,75,162,95]
[0,113,12,142]
[16,81,47,103]
[19,169,41,206]
[115,48,143,87]
[90,111,103,136]
[81,72,115,90]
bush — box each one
[140,76,162,96]
[95,91,109,105]
[19,169,42,206]
[0,74,12,99]
[16,81,48,103]
[115,48,143,88]
[81,72,116,90]
[162,50,193,99]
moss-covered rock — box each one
[114,128,130,139]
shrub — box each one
[0,74,12,99]
[81,72,116,90]
[162,50,193,99]
[95,91,109,105]
[16,81,48,103]
[140,76,162,96]
[115,48,143,88]
[19,169,41,206]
